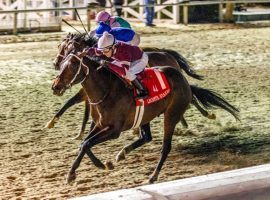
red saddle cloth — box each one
[135,68,171,106]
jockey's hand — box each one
[79,48,88,57]
[100,60,110,67]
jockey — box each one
[95,22,136,45]
[90,11,140,46]
[87,31,148,99]
[96,10,131,28]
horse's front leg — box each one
[116,123,152,162]
[80,120,95,141]
[46,89,85,129]
[83,126,120,169]
[67,124,100,184]
[73,101,90,140]
[67,126,120,184]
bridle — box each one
[58,53,109,105]
[55,39,81,66]
[59,53,89,88]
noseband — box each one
[60,53,89,88]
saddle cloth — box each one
[135,68,171,106]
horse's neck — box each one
[82,67,130,105]
[81,67,111,103]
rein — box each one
[61,53,109,105]
[88,90,110,105]
[62,53,89,88]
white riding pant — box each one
[112,52,148,81]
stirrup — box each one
[135,90,148,99]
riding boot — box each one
[132,78,148,99]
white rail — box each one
[72,163,270,200]
[1,0,270,34]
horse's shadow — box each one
[175,125,270,156]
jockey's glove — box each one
[100,60,110,67]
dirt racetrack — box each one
[0,24,270,199]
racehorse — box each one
[47,34,214,139]
[51,52,239,184]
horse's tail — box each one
[162,49,204,80]
[190,85,240,120]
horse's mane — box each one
[70,33,97,48]
[85,55,101,67]
[84,56,129,89]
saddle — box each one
[135,68,171,106]
[105,64,171,105]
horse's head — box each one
[54,33,73,70]
[52,52,90,96]
[53,33,97,70]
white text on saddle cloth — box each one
[135,68,171,106]
[146,89,170,104]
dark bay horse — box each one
[47,34,212,139]
[52,52,239,184]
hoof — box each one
[95,162,106,170]
[208,113,216,120]
[148,176,157,184]
[115,150,126,162]
[66,171,76,184]
[72,132,84,140]
[148,172,158,184]
[105,161,114,170]
[45,117,58,129]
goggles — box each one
[102,46,113,54]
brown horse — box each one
[47,34,212,139]
[52,52,239,184]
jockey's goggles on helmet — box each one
[102,45,114,53]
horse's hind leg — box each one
[149,104,186,183]
[73,101,90,140]
[116,123,152,162]
[180,116,188,128]
[45,88,85,128]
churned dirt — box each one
[0,23,270,199]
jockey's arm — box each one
[110,59,130,70]
[87,47,103,57]
[122,62,131,70]
[113,43,134,70]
